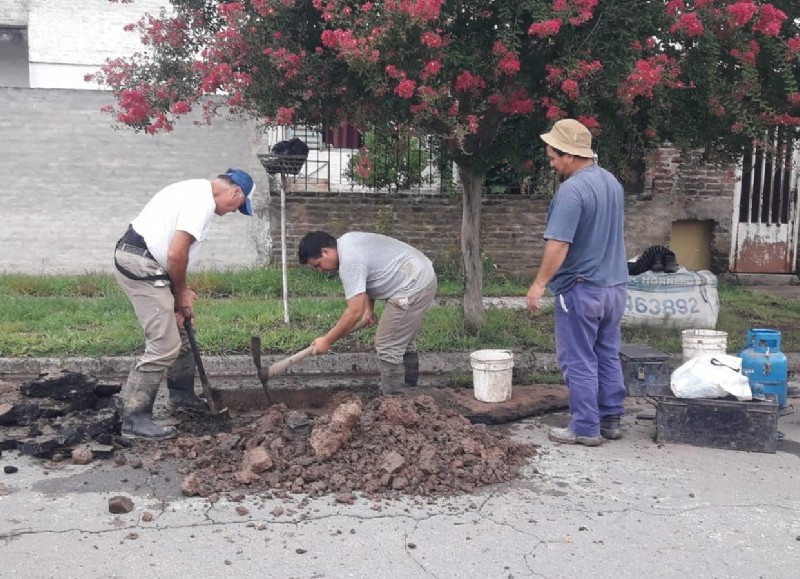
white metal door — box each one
[730,129,800,273]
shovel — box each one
[184,319,229,418]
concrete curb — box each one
[0,351,559,381]
[2,350,799,381]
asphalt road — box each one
[1,395,798,579]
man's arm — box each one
[311,292,372,355]
[527,239,570,311]
[167,230,197,323]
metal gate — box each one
[730,128,800,273]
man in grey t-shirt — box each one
[298,231,438,394]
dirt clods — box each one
[163,393,536,498]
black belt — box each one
[114,225,170,282]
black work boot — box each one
[403,352,419,387]
[379,360,406,395]
[650,253,665,272]
[121,369,177,440]
[600,416,623,440]
[166,350,208,413]
[663,251,679,273]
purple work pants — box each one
[554,281,627,437]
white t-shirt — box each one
[130,179,216,272]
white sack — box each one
[670,353,752,401]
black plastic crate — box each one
[619,343,670,397]
[655,396,778,454]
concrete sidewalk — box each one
[1,395,798,579]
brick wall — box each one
[272,148,735,278]
[270,192,551,279]
[627,144,735,271]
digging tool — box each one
[184,320,229,418]
[251,338,314,403]
[251,317,373,403]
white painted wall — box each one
[0,0,29,26]
[27,0,170,89]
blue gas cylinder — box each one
[738,328,788,408]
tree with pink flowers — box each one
[92,0,800,328]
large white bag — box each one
[623,269,719,329]
[670,353,752,400]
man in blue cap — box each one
[114,169,254,439]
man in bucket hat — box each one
[527,119,628,446]
[113,169,255,439]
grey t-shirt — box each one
[337,232,435,300]
[544,164,628,295]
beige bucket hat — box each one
[540,119,594,158]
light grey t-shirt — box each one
[337,232,435,300]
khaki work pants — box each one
[114,250,189,372]
[374,278,438,364]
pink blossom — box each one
[727,2,759,28]
[420,31,442,48]
[577,115,601,135]
[454,71,486,92]
[528,18,562,38]
[497,53,520,77]
[465,114,479,133]
[753,4,786,37]
[665,0,684,16]
[789,36,800,58]
[170,101,192,114]
[394,78,416,99]
[424,60,441,75]
[545,104,565,121]
[498,90,535,115]
[396,0,443,22]
[276,106,294,125]
[561,79,579,99]
[670,12,704,37]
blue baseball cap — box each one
[222,168,255,216]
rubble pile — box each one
[0,372,122,457]
[1,373,539,498]
[158,394,538,498]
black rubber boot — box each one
[403,352,419,387]
[663,251,679,273]
[650,253,665,272]
[379,360,406,395]
[121,369,177,440]
[166,350,208,413]
[600,416,623,440]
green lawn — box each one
[1,269,798,357]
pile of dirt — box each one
[148,393,538,498]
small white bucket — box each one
[681,329,728,361]
[470,349,514,403]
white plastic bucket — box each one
[470,349,514,403]
[681,329,728,361]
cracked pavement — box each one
[1,397,799,579]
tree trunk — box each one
[457,163,485,330]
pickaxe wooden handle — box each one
[267,346,315,378]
